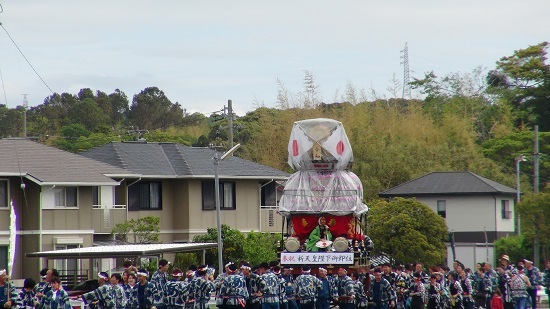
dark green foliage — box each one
[368,198,448,266]
[242,231,280,265]
[488,42,550,130]
[494,235,532,266]
[192,225,280,269]
[173,253,200,273]
[192,224,246,270]
[112,216,161,244]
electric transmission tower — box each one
[400,42,411,99]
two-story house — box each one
[1,139,288,280]
[0,138,138,280]
[81,141,289,243]
[378,171,518,268]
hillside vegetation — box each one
[1,42,549,200]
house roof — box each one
[0,138,138,185]
[378,171,517,197]
[81,142,289,180]
[25,243,217,259]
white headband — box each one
[98,272,109,280]
[136,271,148,277]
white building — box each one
[379,171,517,269]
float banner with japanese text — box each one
[281,252,354,265]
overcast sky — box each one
[0,1,548,116]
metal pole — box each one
[515,155,526,234]
[228,100,234,150]
[214,153,223,275]
[534,125,539,193]
[533,125,540,267]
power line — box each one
[0,22,54,94]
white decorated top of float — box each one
[278,170,369,217]
[287,118,353,171]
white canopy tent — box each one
[26,243,217,259]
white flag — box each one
[8,200,17,278]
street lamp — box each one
[515,154,526,234]
[212,143,241,275]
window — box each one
[128,181,162,210]
[261,181,279,206]
[501,200,511,219]
[92,186,100,206]
[202,180,236,210]
[53,187,78,207]
[0,246,7,270]
[437,200,446,218]
[0,180,8,208]
[54,244,79,277]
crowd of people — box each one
[1,256,549,309]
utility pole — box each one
[533,125,540,193]
[400,42,411,99]
[533,125,540,267]
[226,100,234,150]
[515,154,526,235]
[22,94,28,138]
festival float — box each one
[278,118,373,269]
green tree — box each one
[73,132,118,152]
[494,235,532,266]
[516,193,550,264]
[242,231,280,265]
[129,87,173,130]
[55,124,91,152]
[69,98,110,131]
[482,130,550,191]
[108,89,130,127]
[112,216,161,244]
[487,42,550,130]
[410,67,513,142]
[173,253,200,273]
[193,224,246,270]
[0,105,24,137]
[144,129,196,146]
[368,198,448,265]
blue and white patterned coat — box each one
[219,274,249,306]
[353,279,368,308]
[17,289,38,309]
[294,274,322,303]
[335,275,355,303]
[151,271,168,306]
[110,284,127,309]
[82,284,115,309]
[193,277,214,308]
[259,272,282,304]
[123,284,139,309]
[40,288,72,309]
[165,280,188,308]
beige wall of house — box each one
[184,179,263,241]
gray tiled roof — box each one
[378,171,517,197]
[0,139,136,185]
[81,142,290,179]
